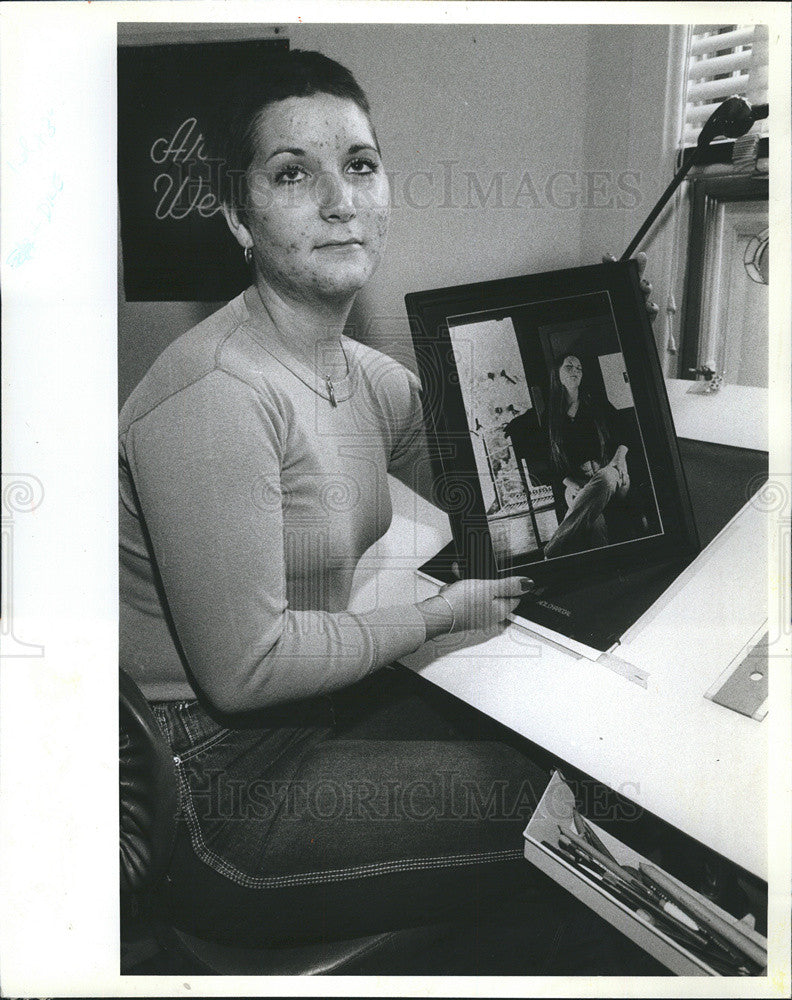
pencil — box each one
[639,863,766,969]
[558,826,645,892]
[543,837,746,972]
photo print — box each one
[447,291,663,569]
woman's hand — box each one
[579,460,600,478]
[563,476,583,510]
[609,446,630,497]
[417,576,534,638]
[602,252,660,322]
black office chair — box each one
[119,669,570,975]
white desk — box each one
[348,473,768,881]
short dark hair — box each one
[204,49,375,221]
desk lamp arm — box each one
[620,97,769,262]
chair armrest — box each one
[120,670,179,893]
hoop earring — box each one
[244,246,253,267]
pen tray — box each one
[523,771,767,976]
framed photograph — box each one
[407,260,700,650]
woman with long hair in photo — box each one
[119,48,659,971]
[543,352,631,558]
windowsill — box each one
[679,135,768,170]
[665,378,767,452]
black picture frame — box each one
[406,260,700,650]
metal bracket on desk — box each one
[596,651,649,689]
[705,624,768,720]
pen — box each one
[559,827,646,893]
[596,873,712,949]
[544,836,614,875]
[543,839,748,973]
[554,836,701,942]
[639,863,767,969]
[624,872,702,932]
[587,867,746,971]
[560,829,707,934]
[557,835,729,949]
[591,870,738,969]
[541,840,588,869]
[655,919,752,975]
[654,899,701,932]
[625,875,758,970]
[544,839,654,916]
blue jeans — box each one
[151,668,665,972]
[544,466,620,558]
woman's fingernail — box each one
[520,578,535,592]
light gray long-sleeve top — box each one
[119,288,428,712]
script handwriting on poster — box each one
[150,117,222,221]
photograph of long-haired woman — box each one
[447,292,663,568]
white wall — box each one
[118,22,675,403]
[578,24,681,377]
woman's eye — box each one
[347,157,377,176]
[275,164,308,185]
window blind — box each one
[682,23,769,146]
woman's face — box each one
[558,355,583,394]
[238,93,390,304]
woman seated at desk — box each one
[119,48,657,969]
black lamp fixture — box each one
[621,96,769,261]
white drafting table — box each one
[348,385,769,881]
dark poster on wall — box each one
[118,37,289,302]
